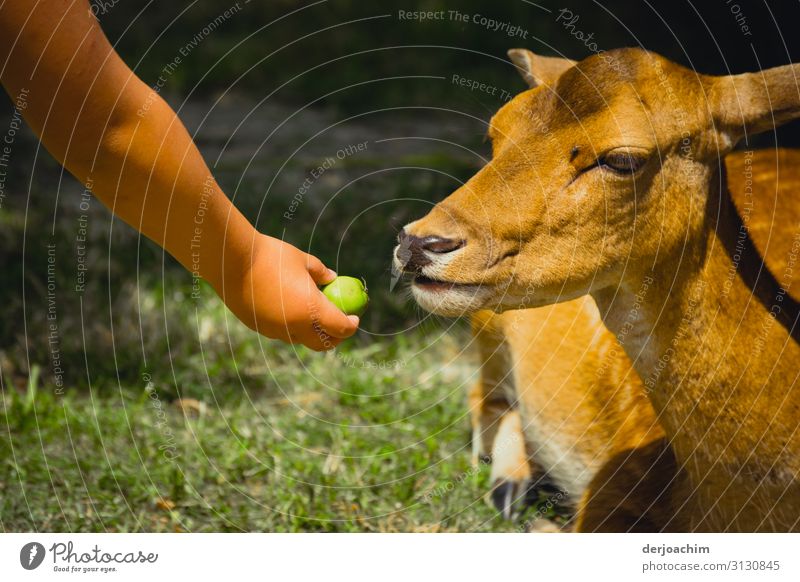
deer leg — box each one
[469,312,540,520]
[468,381,506,466]
[575,437,678,532]
[469,378,539,520]
[487,409,534,520]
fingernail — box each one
[328,269,337,279]
[348,315,360,327]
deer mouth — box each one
[409,273,494,316]
[414,274,459,289]
[392,243,494,314]
[412,274,485,292]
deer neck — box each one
[591,168,800,476]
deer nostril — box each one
[396,230,465,273]
[420,236,465,254]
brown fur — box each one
[396,48,800,531]
[469,299,675,531]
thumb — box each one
[306,254,337,286]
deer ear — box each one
[712,63,800,144]
[507,49,576,89]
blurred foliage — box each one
[97,0,800,124]
[4,0,800,391]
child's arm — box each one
[0,0,358,350]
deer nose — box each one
[420,236,465,254]
[397,230,465,271]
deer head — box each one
[394,48,800,316]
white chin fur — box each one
[410,284,491,317]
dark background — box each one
[3,0,800,390]
[99,0,800,141]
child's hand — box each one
[1,2,358,352]
[224,234,359,351]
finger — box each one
[298,327,342,352]
[308,336,342,352]
[314,294,360,339]
[306,254,337,285]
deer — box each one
[395,47,800,532]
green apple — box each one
[322,276,369,316]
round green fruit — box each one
[322,276,369,316]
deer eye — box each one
[598,152,647,174]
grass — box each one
[0,99,565,533]
[1,300,559,532]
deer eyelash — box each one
[598,152,647,174]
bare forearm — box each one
[0,0,358,350]
[0,1,255,293]
[90,86,257,295]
